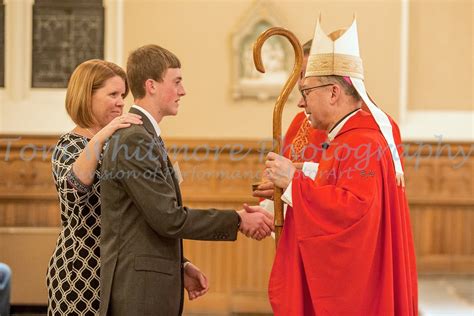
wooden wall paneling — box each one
[0,135,473,310]
[0,227,60,305]
[0,200,58,227]
[463,208,473,255]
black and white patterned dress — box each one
[46,133,101,316]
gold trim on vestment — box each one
[290,119,311,162]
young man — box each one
[100,44,274,316]
[264,18,418,315]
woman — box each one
[46,59,142,316]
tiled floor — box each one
[419,275,474,316]
[10,276,474,315]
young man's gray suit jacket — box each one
[99,107,240,316]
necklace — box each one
[85,128,96,138]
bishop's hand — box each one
[252,181,275,200]
[264,152,296,190]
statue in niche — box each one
[241,35,286,83]
[232,9,292,101]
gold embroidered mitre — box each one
[306,16,364,80]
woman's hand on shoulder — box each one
[96,113,143,141]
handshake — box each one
[237,203,274,241]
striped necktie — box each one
[156,135,169,160]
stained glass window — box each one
[32,0,104,88]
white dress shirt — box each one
[131,104,162,137]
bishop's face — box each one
[300,77,334,131]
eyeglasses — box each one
[299,84,334,104]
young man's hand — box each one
[184,262,209,300]
[237,204,274,240]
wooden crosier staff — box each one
[253,28,303,246]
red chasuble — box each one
[282,111,327,163]
[269,110,418,316]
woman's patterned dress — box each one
[46,133,101,316]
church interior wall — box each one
[0,0,472,311]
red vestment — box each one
[282,111,327,163]
[269,110,418,315]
